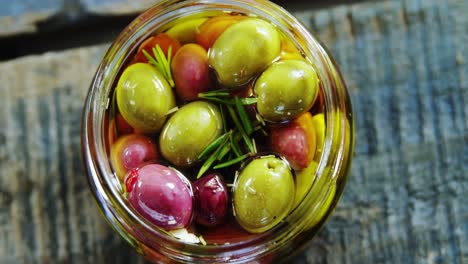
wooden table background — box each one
[0,0,466,263]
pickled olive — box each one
[115,113,134,135]
[195,15,246,49]
[108,113,133,147]
[233,156,295,233]
[293,161,318,208]
[279,37,303,61]
[209,18,281,88]
[311,113,325,159]
[306,184,336,230]
[166,17,208,44]
[270,112,317,170]
[298,166,335,230]
[193,173,229,227]
[159,101,223,167]
[254,59,319,122]
[171,43,212,101]
[126,164,193,230]
[110,134,159,180]
[116,63,176,133]
[134,33,181,63]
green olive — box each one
[254,59,319,122]
[209,18,281,88]
[116,63,175,133]
[159,101,223,168]
[233,155,295,233]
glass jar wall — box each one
[81,0,354,263]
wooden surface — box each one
[0,0,467,263]
[0,0,154,36]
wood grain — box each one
[0,0,314,36]
[294,0,467,263]
[0,0,466,263]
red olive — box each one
[171,43,212,101]
[193,173,229,227]
[270,112,317,170]
[110,134,158,180]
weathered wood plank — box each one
[0,0,302,36]
[0,0,62,36]
[292,0,467,263]
[0,0,466,263]
[0,0,155,36]
[80,0,154,15]
[0,0,355,37]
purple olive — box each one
[193,173,229,227]
[125,164,193,230]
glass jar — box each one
[81,0,354,263]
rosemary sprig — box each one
[196,90,264,178]
[143,45,175,87]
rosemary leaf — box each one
[217,143,231,161]
[252,138,258,154]
[213,153,250,169]
[197,154,217,179]
[198,89,231,97]
[227,106,254,153]
[235,97,253,135]
[155,45,172,85]
[226,150,235,162]
[165,106,179,116]
[143,50,159,67]
[244,135,255,153]
[151,47,166,75]
[143,45,175,88]
[230,133,243,157]
[197,131,231,160]
[219,105,227,133]
[197,140,225,179]
[252,124,268,137]
[240,97,258,105]
[227,105,243,132]
[167,46,173,71]
[166,50,175,87]
[255,112,266,126]
[198,95,234,105]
